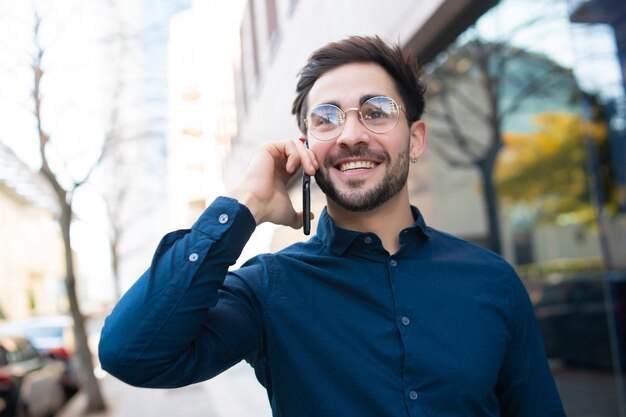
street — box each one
[57,357,271,417]
[201,361,271,417]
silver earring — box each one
[410,158,418,164]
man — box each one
[99,36,565,416]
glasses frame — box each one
[304,95,406,142]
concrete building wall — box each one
[0,154,64,319]
[231,0,452,183]
[227,0,493,248]
[167,1,245,230]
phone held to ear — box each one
[302,138,311,235]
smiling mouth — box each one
[337,161,377,172]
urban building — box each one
[166,1,279,267]
[96,0,192,299]
[166,0,244,230]
[0,142,64,319]
[213,0,626,415]
[228,0,499,249]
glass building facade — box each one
[424,0,626,415]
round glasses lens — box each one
[361,96,400,133]
[308,104,344,141]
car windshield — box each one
[0,337,39,363]
[22,327,64,339]
[0,317,72,350]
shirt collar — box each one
[316,205,432,256]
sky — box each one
[0,1,163,304]
[473,0,623,98]
[0,0,251,305]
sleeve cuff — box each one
[192,196,256,241]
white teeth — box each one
[339,161,375,172]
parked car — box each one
[0,335,65,417]
[533,271,626,370]
[0,316,79,398]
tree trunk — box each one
[60,203,107,413]
[478,156,502,255]
[109,237,122,300]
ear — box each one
[408,120,427,160]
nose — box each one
[336,108,370,148]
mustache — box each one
[325,147,390,167]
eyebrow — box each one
[317,94,381,109]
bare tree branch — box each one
[429,137,476,168]
[437,79,483,162]
[500,64,570,119]
[422,0,579,255]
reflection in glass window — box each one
[424,0,626,415]
[424,0,584,258]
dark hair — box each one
[292,35,426,134]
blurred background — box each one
[0,0,625,416]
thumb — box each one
[290,211,315,230]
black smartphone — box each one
[302,139,311,235]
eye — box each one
[311,114,335,127]
[362,108,386,120]
[362,105,393,121]
[361,97,398,123]
[309,105,343,129]
[317,115,333,126]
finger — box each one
[290,210,315,231]
[301,137,319,172]
[294,137,318,175]
[289,211,304,230]
[283,140,303,174]
[307,147,319,170]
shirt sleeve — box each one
[496,274,566,417]
[98,197,263,388]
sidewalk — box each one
[57,362,271,417]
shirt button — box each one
[401,316,410,326]
[188,253,199,262]
[389,259,398,267]
[409,391,418,400]
[364,236,372,244]
[218,213,229,224]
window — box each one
[425,0,626,413]
[249,0,260,79]
[266,0,278,42]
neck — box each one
[326,189,414,254]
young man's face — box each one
[306,62,425,212]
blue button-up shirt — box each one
[99,197,565,417]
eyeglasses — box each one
[305,95,405,141]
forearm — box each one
[98,197,258,387]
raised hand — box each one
[227,138,318,229]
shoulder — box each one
[423,227,524,293]
[428,228,514,269]
[231,235,324,280]
[274,234,326,260]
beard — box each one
[315,146,410,212]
